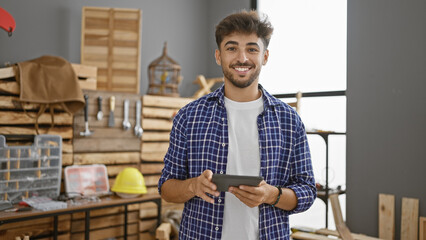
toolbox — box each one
[0,135,62,203]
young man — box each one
[158,10,316,240]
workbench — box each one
[0,194,161,240]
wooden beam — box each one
[329,194,354,240]
[420,217,426,240]
[379,193,395,240]
[400,197,419,240]
[73,152,140,165]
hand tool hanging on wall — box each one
[108,96,115,127]
[122,99,131,130]
[80,94,94,136]
[97,96,103,120]
[134,100,143,138]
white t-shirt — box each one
[221,94,264,240]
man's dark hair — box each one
[215,10,274,49]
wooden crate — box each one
[81,6,142,94]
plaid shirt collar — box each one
[207,83,282,110]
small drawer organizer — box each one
[0,135,62,203]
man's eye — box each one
[227,47,236,51]
[248,48,259,52]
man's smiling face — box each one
[215,32,269,89]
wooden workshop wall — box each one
[72,90,146,239]
[0,64,96,240]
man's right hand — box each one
[189,170,220,204]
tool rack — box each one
[0,135,62,203]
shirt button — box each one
[220,171,223,174]
[218,199,222,203]
[215,227,219,231]
[222,143,225,147]
[222,118,224,121]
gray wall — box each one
[0,0,211,97]
[347,0,426,237]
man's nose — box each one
[237,51,248,63]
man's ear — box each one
[215,49,221,65]
[263,49,269,65]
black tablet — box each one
[211,174,264,192]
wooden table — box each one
[0,194,161,240]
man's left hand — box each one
[228,180,278,208]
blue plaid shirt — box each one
[158,84,316,240]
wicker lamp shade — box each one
[147,42,182,97]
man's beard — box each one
[222,63,261,88]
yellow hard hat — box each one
[111,168,147,196]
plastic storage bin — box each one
[0,135,62,203]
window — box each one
[257,0,347,229]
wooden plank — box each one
[0,219,70,239]
[156,222,171,240]
[0,111,73,125]
[401,197,419,240]
[379,193,395,240]
[316,228,381,240]
[141,142,169,153]
[140,163,164,175]
[106,164,139,177]
[329,194,354,240]
[142,132,170,142]
[142,95,193,109]
[73,152,140,165]
[0,96,40,110]
[62,153,73,166]
[72,64,98,78]
[78,78,97,90]
[139,202,159,219]
[139,219,157,232]
[420,217,426,240]
[0,66,15,79]
[143,107,179,119]
[141,152,166,162]
[142,119,172,131]
[73,125,139,138]
[71,211,138,231]
[0,215,70,230]
[291,231,335,240]
[139,231,156,240]
[0,80,19,94]
[0,126,73,139]
[73,138,140,152]
[143,175,161,186]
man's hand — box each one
[228,180,278,208]
[189,170,220,204]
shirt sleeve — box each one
[286,118,317,214]
[158,108,188,194]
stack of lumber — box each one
[0,63,96,240]
[140,95,193,218]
